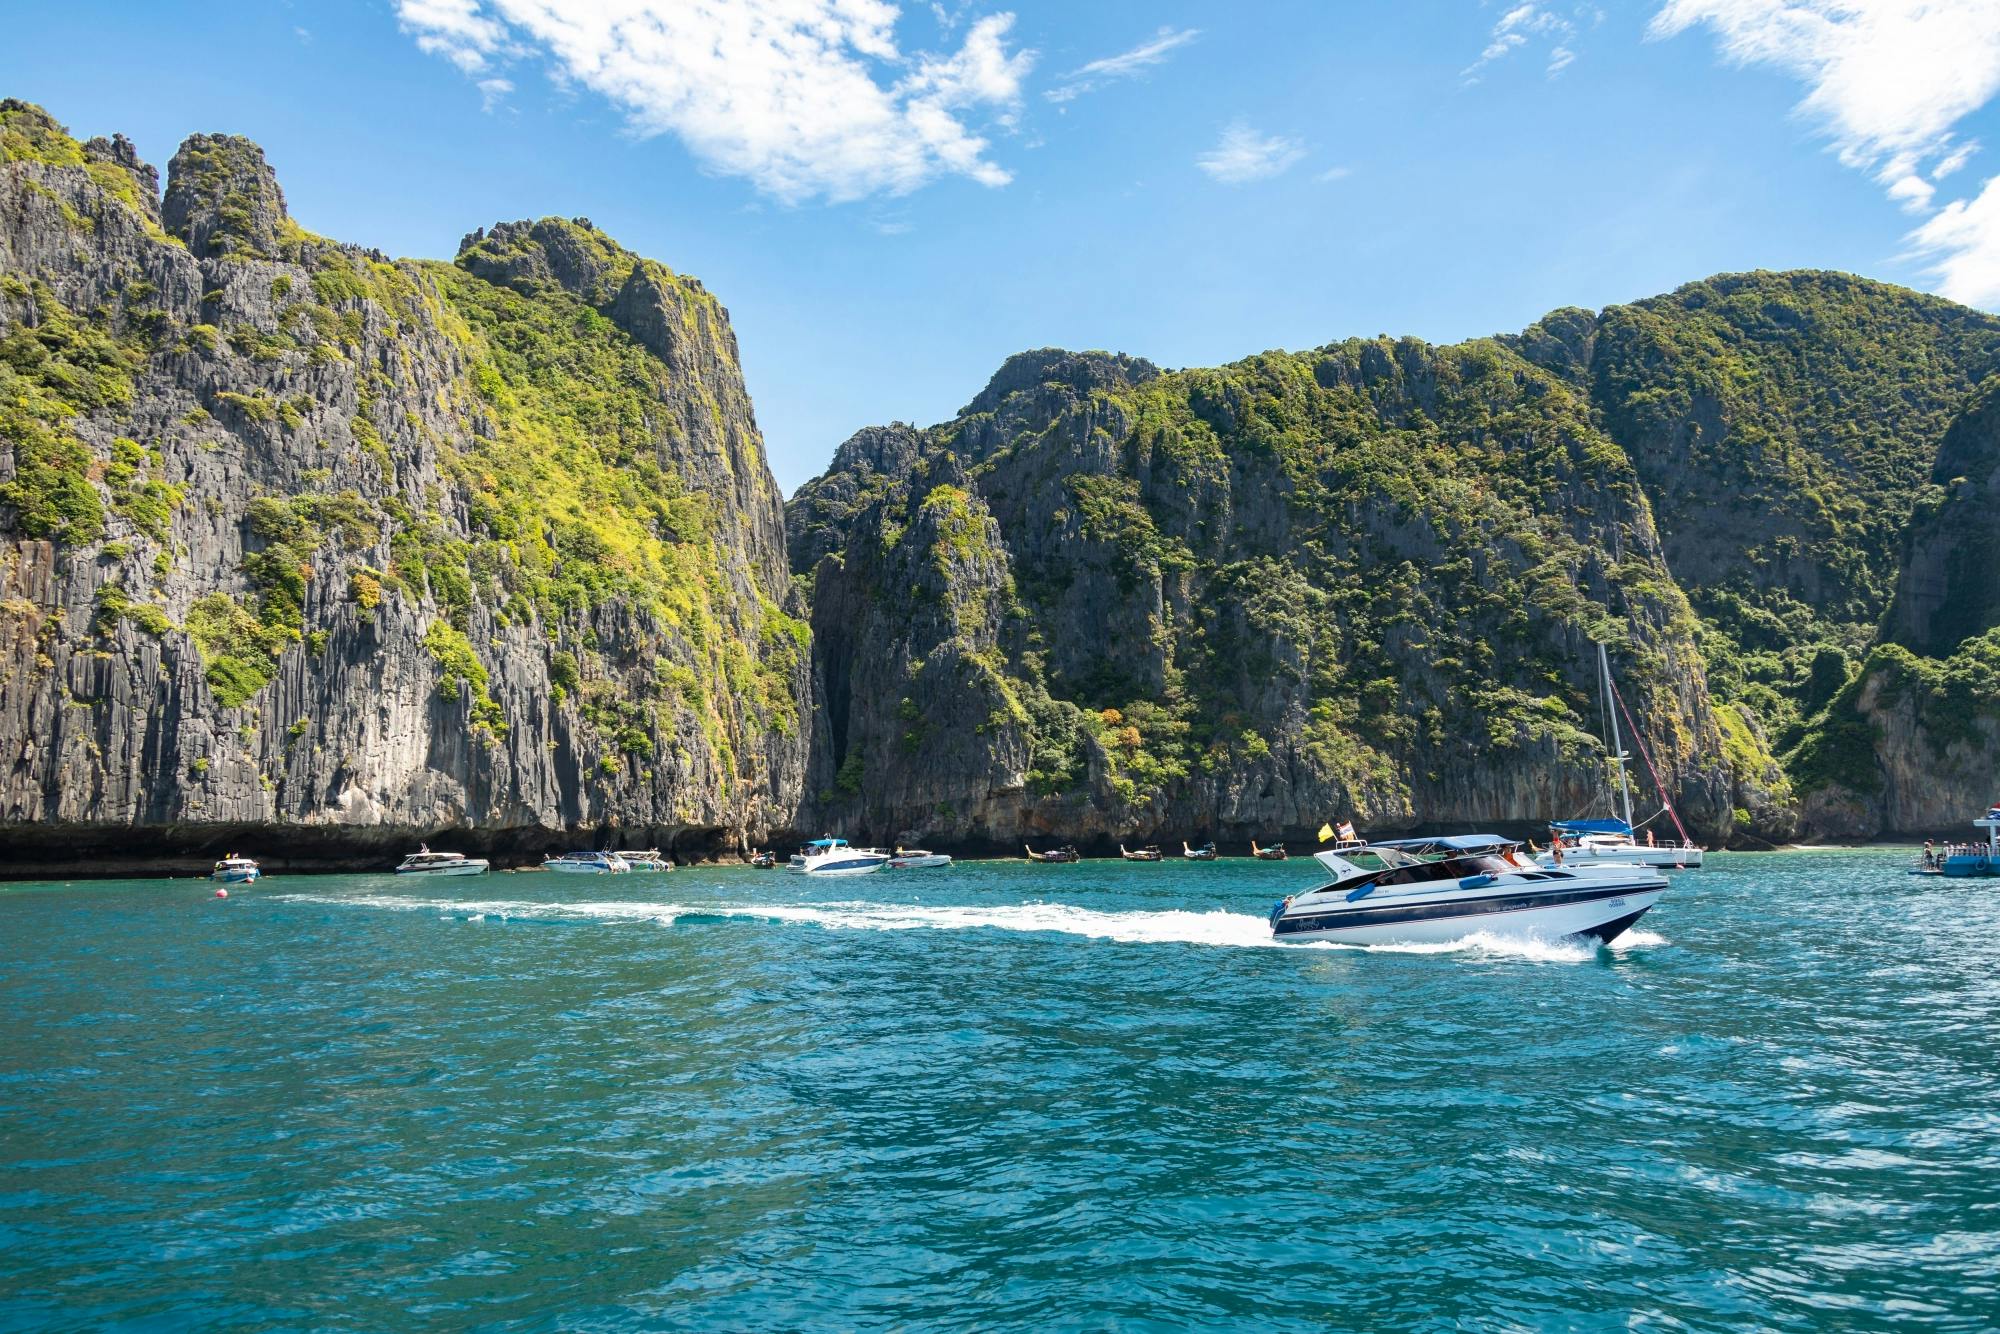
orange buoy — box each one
[214,887,229,899]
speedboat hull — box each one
[802,856,888,876]
[886,853,951,869]
[211,866,260,884]
[396,861,489,876]
[1274,883,1662,946]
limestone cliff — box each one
[0,101,807,866]
[790,344,1741,851]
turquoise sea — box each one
[2,849,1997,1330]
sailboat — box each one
[1537,643,1704,871]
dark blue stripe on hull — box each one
[1274,881,1645,936]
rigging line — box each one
[1608,676,1693,845]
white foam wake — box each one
[270,892,1664,960]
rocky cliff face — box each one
[0,101,806,865]
[793,275,2000,847]
[790,343,1745,851]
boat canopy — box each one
[1550,818,1632,837]
[805,838,848,848]
[1372,834,1519,855]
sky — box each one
[6,1,2000,493]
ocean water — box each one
[2,850,1997,1330]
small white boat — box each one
[1270,835,1665,946]
[542,851,630,874]
[395,850,490,877]
[1183,841,1218,861]
[885,849,951,869]
[210,856,261,884]
[615,849,672,872]
[798,843,890,877]
[788,836,856,871]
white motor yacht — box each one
[542,851,630,874]
[210,856,261,884]
[1269,835,1665,946]
[885,849,952,869]
[395,850,490,876]
[614,849,672,872]
[798,842,891,877]
[788,837,854,871]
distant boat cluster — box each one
[759,837,955,877]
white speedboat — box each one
[615,849,672,872]
[1269,835,1665,946]
[1535,820,1704,870]
[210,856,261,884]
[885,849,951,869]
[395,850,489,876]
[788,836,855,871]
[798,843,891,877]
[543,851,629,874]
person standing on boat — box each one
[1646,829,1656,848]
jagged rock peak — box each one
[457,216,637,306]
[162,132,288,260]
[962,348,1161,417]
[82,133,160,218]
[828,423,926,478]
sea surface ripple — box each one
[2,850,1997,1330]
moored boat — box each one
[395,849,489,876]
[1536,643,1705,871]
[1120,844,1164,862]
[749,850,778,869]
[788,837,856,871]
[210,855,261,884]
[799,843,891,876]
[1182,841,1218,861]
[1919,808,2000,877]
[1025,844,1081,863]
[1270,835,1665,946]
[1250,840,1288,861]
[543,851,630,874]
[885,848,952,869]
[1536,819,1704,870]
[615,849,672,872]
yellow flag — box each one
[1317,822,1335,844]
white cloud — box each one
[398,0,513,74]
[1047,26,1200,102]
[1196,121,1305,184]
[1464,3,1583,81]
[395,0,1035,203]
[1910,171,2000,306]
[1650,0,2000,307]
[477,76,514,111]
[1316,165,1352,183]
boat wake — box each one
[270,892,1664,960]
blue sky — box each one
[6,1,2000,492]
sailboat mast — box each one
[1600,642,1635,829]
